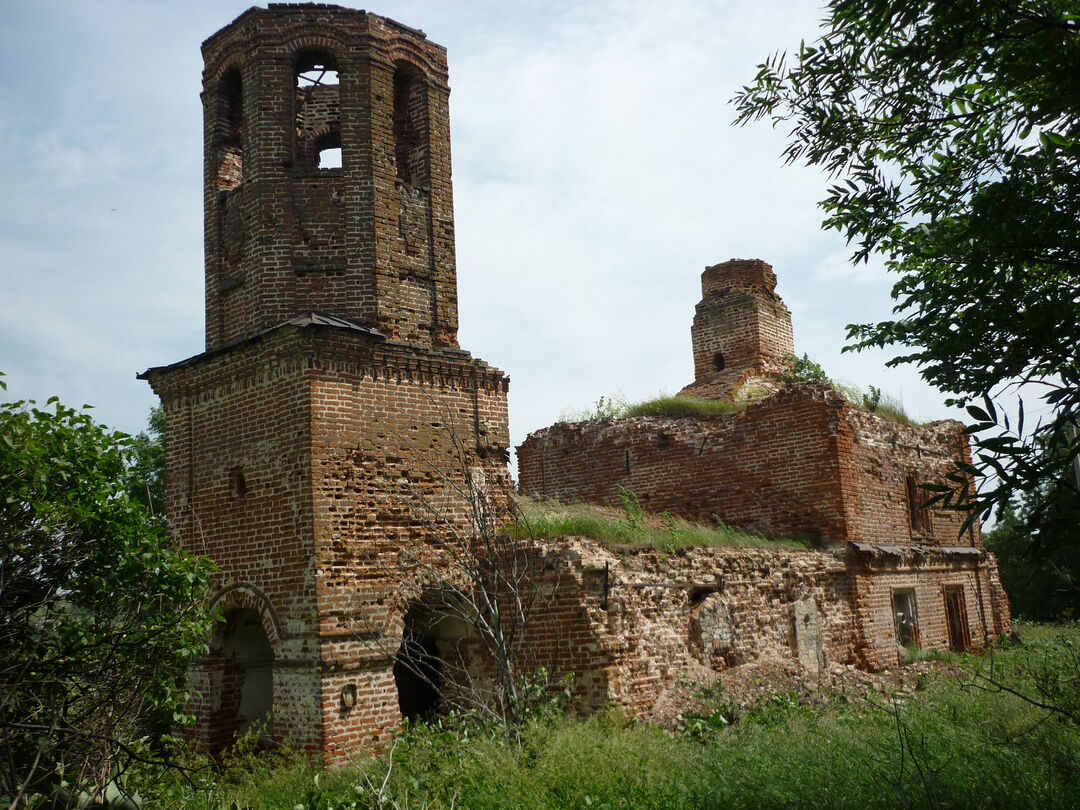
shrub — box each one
[0,379,216,806]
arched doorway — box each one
[215,607,274,748]
[393,593,474,721]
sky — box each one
[0,0,967,470]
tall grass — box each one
[512,496,808,551]
[145,622,1080,809]
[834,382,918,426]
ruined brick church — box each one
[141,4,1010,762]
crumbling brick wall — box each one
[840,408,980,547]
[847,545,1010,669]
[201,6,458,350]
[518,384,853,542]
[515,539,859,717]
[518,384,977,550]
[678,259,794,400]
[512,537,1008,716]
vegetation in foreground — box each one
[513,493,809,552]
[0,380,216,807]
[123,621,1080,809]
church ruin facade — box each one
[517,259,1011,684]
[140,4,1010,762]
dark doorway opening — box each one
[393,597,451,721]
[944,586,971,651]
[393,629,441,721]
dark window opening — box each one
[216,68,243,190]
[906,475,931,537]
[229,467,247,499]
[294,51,341,173]
[393,62,427,186]
[713,352,726,372]
[892,589,919,648]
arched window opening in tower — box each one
[294,51,341,173]
[295,55,339,87]
[393,62,427,186]
[216,68,243,190]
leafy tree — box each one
[733,0,1080,524]
[0,378,215,806]
[125,405,166,525]
[985,448,1080,621]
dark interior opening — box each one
[393,62,426,186]
[393,630,441,721]
[216,68,243,190]
[713,352,726,371]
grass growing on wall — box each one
[512,495,810,552]
[557,384,918,427]
[135,622,1080,809]
[621,394,745,419]
[781,353,919,426]
[558,393,744,423]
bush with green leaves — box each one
[0,378,216,807]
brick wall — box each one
[144,320,510,758]
[513,538,1009,717]
[517,539,858,717]
[518,383,980,550]
[840,408,980,547]
[518,384,852,542]
[679,259,794,400]
[847,545,1010,669]
[201,6,458,351]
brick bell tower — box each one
[141,5,509,759]
[678,258,794,400]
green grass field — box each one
[132,621,1080,809]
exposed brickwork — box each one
[201,5,458,351]
[142,5,1013,762]
[519,385,851,541]
[517,257,1012,675]
[520,538,1007,712]
[679,259,794,400]
[840,408,981,547]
